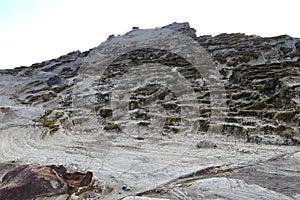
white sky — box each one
[0,0,299,69]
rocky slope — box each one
[0,22,299,199]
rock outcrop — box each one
[0,165,67,200]
[0,22,299,199]
[0,165,94,200]
[197,33,300,145]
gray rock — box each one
[47,76,62,87]
[0,22,299,199]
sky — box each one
[0,0,299,69]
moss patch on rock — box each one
[248,98,269,109]
[42,119,55,129]
[273,111,295,121]
[281,129,294,139]
[99,108,112,118]
[53,85,66,93]
[104,123,121,131]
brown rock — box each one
[0,165,67,200]
[49,165,93,188]
[64,171,93,187]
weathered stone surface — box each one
[165,177,293,200]
[0,22,299,199]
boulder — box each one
[0,165,94,200]
[0,165,67,200]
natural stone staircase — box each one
[198,33,300,145]
[1,22,300,200]
[1,23,299,146]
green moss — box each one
[259,85,265,93]
[199,107,211,114]
[249,93,259,101]
[281,129,293,139]
[41,93,51,101]
[250,98,269,109]
[54,85,66,93]
[165,116,180,126]
[252,101,266,109]
[42,93,49,99]
[45,110,53,116]
[210,124,223,133]
[175,105,181,113]
[158,91,167,100]
[273,111,295,121]
[104,123,120,131]
[42,119,55,128]
[99,109,112,118]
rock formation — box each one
[0,164,94,200]
[0,22,299,199]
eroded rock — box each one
[0,22,300,199]
[0,165,67,200]
[0,165,94,200]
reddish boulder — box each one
[0,165,67,200]
[0,164,93,200]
